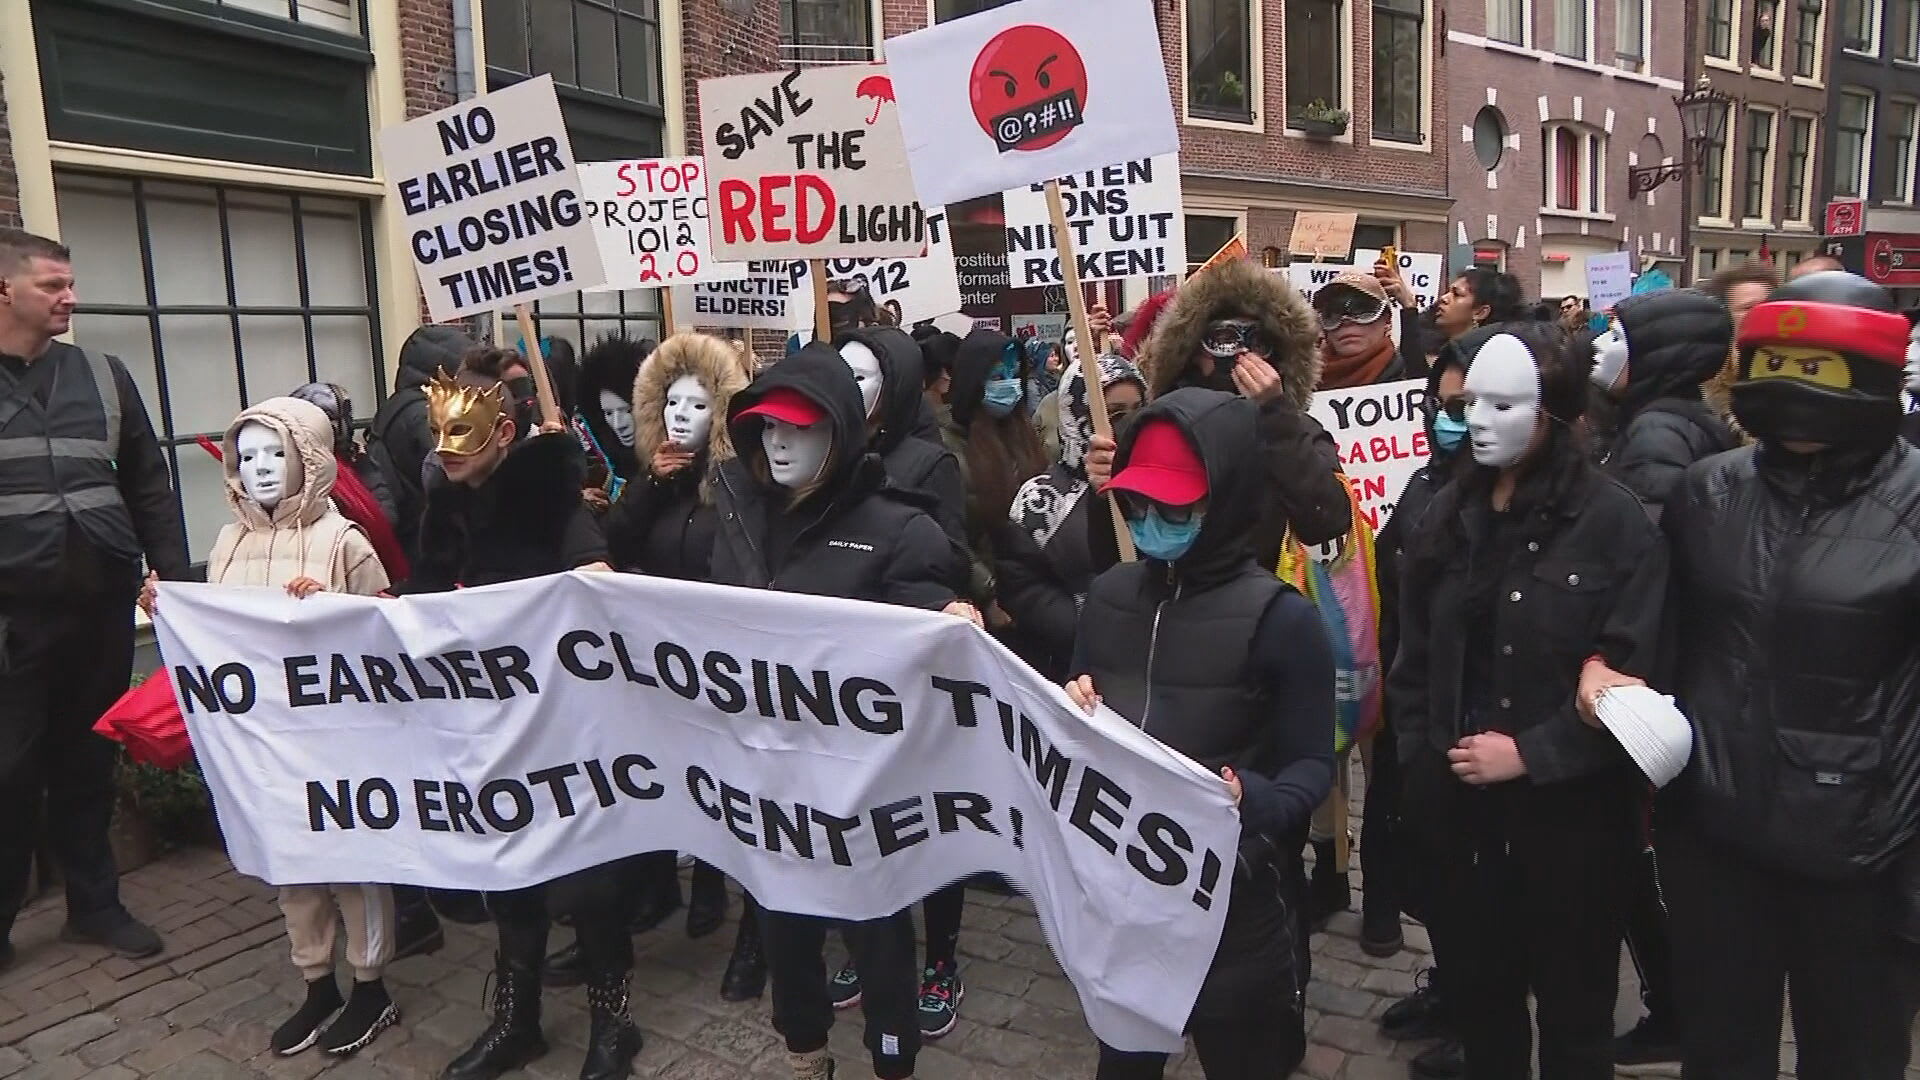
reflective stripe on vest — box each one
[0,348,127,522]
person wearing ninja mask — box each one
[1391,323,1667,1080]
[571,334,650,506]
[1066,387,1335,1080]
[1587,271,1920,1079]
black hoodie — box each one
[369,325,475,560]
[574,334,648,485]
[399,433,606,593]
[838,327,968,561]
[712,344,960,609]
[1603,289,1738,517]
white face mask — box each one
[1591,318,1630,393]
[1464,334,1543,469]
[598,389,636,447]
[762,418,832,489]
[235,421,291,511]
[839,341,885,419]
[664,374,713,448]
[1905,330,1920,395]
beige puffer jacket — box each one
[206,397,389,595]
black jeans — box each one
[922,882,964,969]
[487,860,633,979]
[1621,824,1676,1027]
[1407,750,1634,1080]
[1094,996,1296,1080]
[762,907,918,1079]
[1360,720,1410,924]
[1662,822,1920,1080]
[0,594,134,933]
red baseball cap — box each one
[1102,419,1208,506]
[735,386,826,426]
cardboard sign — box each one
[1287,248,1445,329]
[1288,211,1358,260]
[673,261,810,330]
[1192,234,1248,278]
[1001,155,1185,287]
[700,65,931,261]
[381,76,607,322]
[1308,378,1430,531]
[790,210,965,328]
[1584,251,1634,313]
[883,0,1178,208]
[579,158,749,291]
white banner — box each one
[790,210,965,329]
[381,76,608,322]
[883,0,1179,208]
[673,261,811,331]
[155,573,1240,1053]
[1309,378,1430,531]
[579,158,750,291]
[1001,155,1185,287]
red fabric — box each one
[331,454,411,582]
[1738,300,1910,367]
[1120,289,1176,360]
[94,670,193,770]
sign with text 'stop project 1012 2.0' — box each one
[579,157,749,291]
[699,65,933,262]
[380,75,607,323]
[882,0,1179,208]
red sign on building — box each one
[1826,198,1866,237]
[1863,233,1920,288]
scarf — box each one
[1318,337,1398,390]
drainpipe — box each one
[450,0,478,101]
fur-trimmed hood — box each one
[633,332,749,502]
[1139,257,1321,409]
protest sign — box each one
[579,157,748,291]
[1287,249,1444,310]
[1288,212,1358,261]
[672,261,810,331]
[381,76,606,323]
[155,572,1240,1054]
[1309,378,1429,530]
[1192,233,1248,278]
[789,210,964,328]
[700,65,930,261]
[1585,250,1634,312]
[1001,155,1185,287]
[883,0,1178,208]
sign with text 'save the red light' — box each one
[698,65,931,262]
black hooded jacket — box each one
[369,325,473,560]
[1603,290,1738,517]
[575,335,647,484]
[712,345,960,609]
[839,326,968,559]
[398,433,607,593]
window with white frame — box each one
[205,0,360,35]
[54,172,384,564]
[1706,0,1736,59]
[1785,113,1815,221]
[1553,0,1588,57]
[1617,0,1649,71]
[1752,0,1782,68]
[1486,0,1526,45]
[1189,0,1256,123]
[1702,111,1733,219]
[516,290,663,359]
[1887,100,1920,202]
[1187,215,1240,274]
[1286,0,1346,125]
[1372,0,1425,142]
[1894,0,1920,59]
[1742,108,1776,221]
[1697,249,1722,279]
[1543,123,1606,213]
[1793,0,1825,76]
[778,0,874,64]
[1835,89,1874,197]
[1839,0,1883,52]
[486,0,663,107]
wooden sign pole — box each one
[513,304,563,428]
[1045,180,1137,563]
[660,287,678,338]
[810,259,833,343]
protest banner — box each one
[699,65,930,262]
[1192,233,1248,278]
[789,210,965,329]
[1585,250,1634,312]
[672,261,810,331]
[1309,378,1429,531]
[1001,155,1185,287]
[579,157,749,294]
[381,75,607,325]
[1288,249,1445,310]
[883,0,1178,208]
[1288,212,1358,261]
[155,572,1240,1053]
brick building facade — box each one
[0,70,18,231]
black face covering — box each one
[1731,379,1902,453]
[506,376,539,435]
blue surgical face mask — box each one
[982,378,1023,418]
[1432,412,1469,453]
[1127,506,1204,562]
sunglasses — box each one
[1316,289,1390,332]
[1116,491,1204,523]
[1202,319,1269,359]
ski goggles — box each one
[1201,319,1271,359]
[1315,286,1391,332]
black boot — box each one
[1305,838,1350,932]
[441,953,548,1080]
[686,861,727,939]
[580,971,642,1080]
[626,852,682,934]
[720,898,766,1002]
[542,940,585,988]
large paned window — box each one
[485,0,662,106]
[1189,0,1255,122]
[1835,89,1874,198]
[1838,0,1882,52]
[197,0,362,35]
[1752,0,1782,67]
[1486,0,1526,45]
[1544,124,1606,213]
[1785,113,1815,221]
[1894,0,1920,59]
[778,0,874,63]
[1286,0,1345,125]
[1616,0,1648,70]
[1553,0,1588,57]
[1794,0,1825,75]
[1742,109,1776,221]
[1702,116,1732,218]
[519,290,663,357]
[55,173,383,562]
[1372,0,1423,142]
[1706,0,1735,58]
[1187,215,1239,274]
[1887,100,1919,202]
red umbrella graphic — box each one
[857,75,895,125]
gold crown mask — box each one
[426,372,508,457]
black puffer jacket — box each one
[712,345,960,610]
[1603,290,1738,518]
[400,433,606,593]
[838,326,968,559]
[1664,440,1920,901]
[368,325,474,560]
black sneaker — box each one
[272,977,345,1055]
[319,979,399,1055]
[1409,1038,1466,1080]
[1379,968,1451,1041]
[827,962,861,1009]
[917,962,963,1039]
[1613,1015,1681,1065]
[60,909,163,958]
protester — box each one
[572,334,649,505]
[1590,289,1738,517]
[827,280,882,338]
[1701,262,1782,441]
[199,397,398,1056]
[366,323,474,563]
[711,343,975,1080]
[940,328,1048,606]
[911,325,959,410]
[837,326,968,556]
[1787,253,1844,279]
[1313,271,1412,389]
[1370,257,1435,379]
[1068,387,1335,1079]
[603,331,758,999]
[1558,295,1590,333]
[0,229,187,967]
[1613,270,1920,1078]
[287,382,409,582]
[993,353,1149,682]
[398,359,637,1080]
[1390,323,1667,1080]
